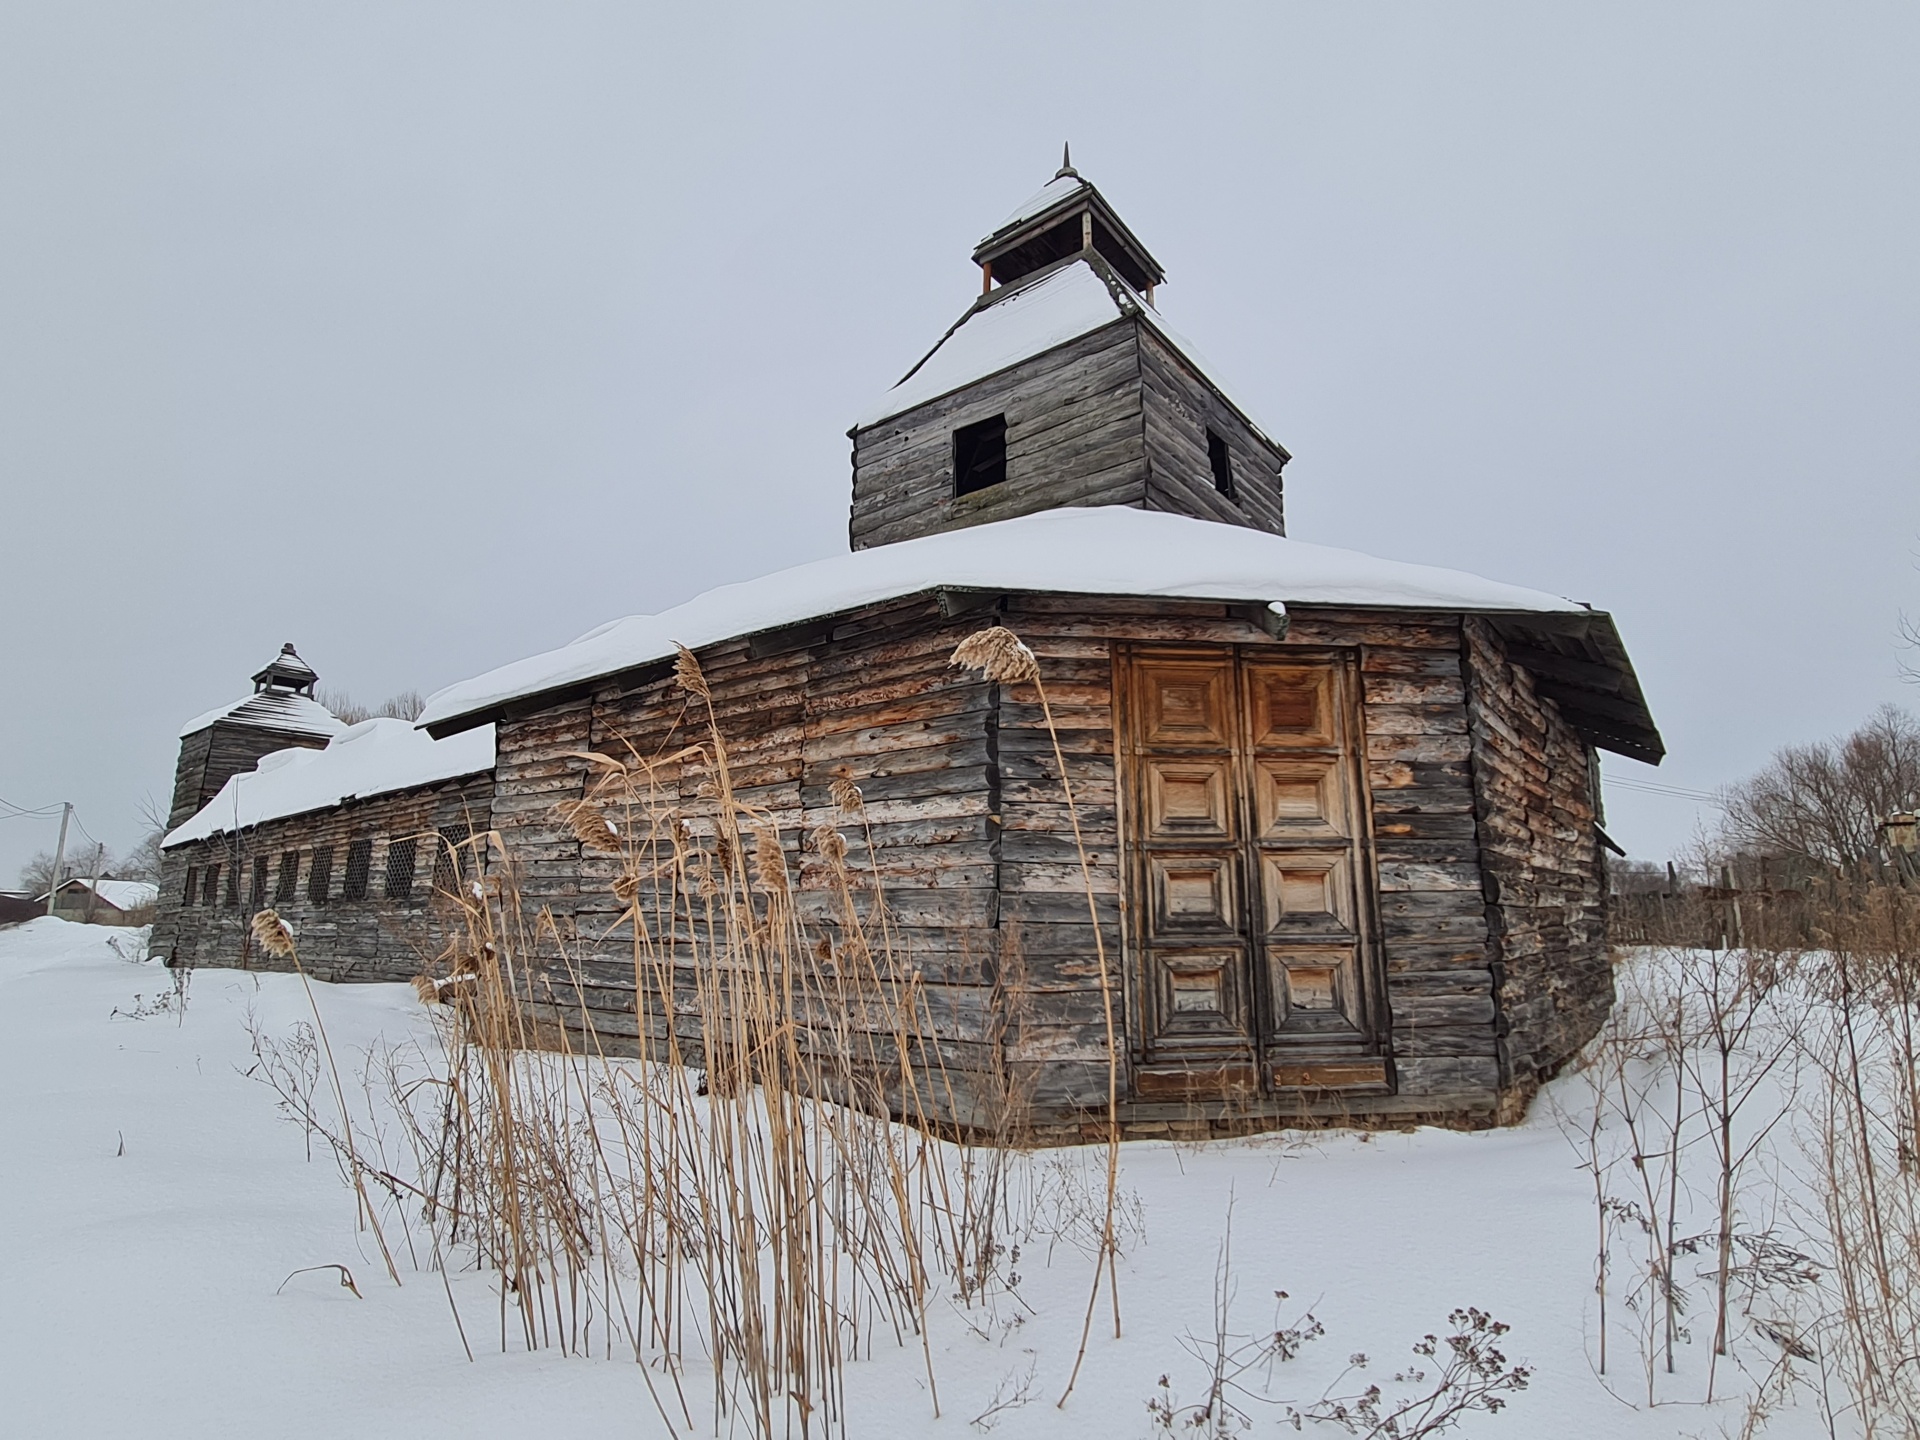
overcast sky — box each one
[3,2,1917,882]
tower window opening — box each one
[276,851,299,903]
[954,415,1008,497]
[182,866,199,906]
[250,855,269,909]
[1207,428,1236,499]
[202,864,220,908]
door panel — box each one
[1138,663,1236,748]
[1144,759,1235,839]
[1123,647,1379,1082]
[1149,854,1240,933]
[1260,852,1355,934]
[1154,949,1250,1043]
[1253,759,1349,839]
[1248,667,1340,748]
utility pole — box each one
[46,802,71,918]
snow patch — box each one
[164,717,495,848]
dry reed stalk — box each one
[950,625,1125,1407]
[250,909,403,1287]
[256,638,1121,1440]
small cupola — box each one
[972,146,1165,298]
[252,643,320,697]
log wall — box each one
[167,721,333,831]
[486,597,1564,1134]
[1462,617,1612,1100]
[152,769,493,982]
[849,316,1287,551]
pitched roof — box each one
[414,505,1652,750]
[176,689,347,742]
[163,717,495,848]
[855,255,1276,447]
[40,878,159,911]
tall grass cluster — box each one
[248,634,1126,1438]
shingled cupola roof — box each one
[972,146,1165,295]
[252,642,320,697]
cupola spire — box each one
[972,156,1164,296]
[251,642,320,698]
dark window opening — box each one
[308,846,333,905]
[183,866,199,906]
[433,824,471,896]
[224,861,241,907]
[954,415,1008,497]
[385,837,418,901]
[250,855,269,909]
[343,839,373,901]
[1207,428,1236,499]
[202,864,221,908]
[275,851,299,904]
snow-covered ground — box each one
[0,917,1836,1438]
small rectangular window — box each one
[202,864,221,908]
[1206,428,1236,499]
[342,839,373,901]
[183,866,199,906]
[308,846,333,905]
[250,855,270,909]
[953,415,1008,497]
[276,851,300,904]
[384,837,418,901]
[224,861,241,907]
[433,824,471,896]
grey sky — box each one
[3,2,1916,881]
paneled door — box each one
[1121,648,1378,1087]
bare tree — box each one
[317,687,425,725]
[1719,706,1920,868]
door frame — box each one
[1113,641,1390,1097]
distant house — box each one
[0,892,41,927]
[39,877,159,926]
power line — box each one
[1605,777,1726,807]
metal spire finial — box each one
[1055,142,1079,180]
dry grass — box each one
[247,627,1126,1439]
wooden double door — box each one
[1120,647,1381,1089]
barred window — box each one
[433,823,471,895]
[276,851,299,903]
[342,839,373,901]
[183,866,199,905]
[384,837,418,901]
[250,855,270,909]
[224,861,241,907]
[308,846,333,905]
[202,864,221,908]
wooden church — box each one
[158,159,1661,1133]
[414,159,1661,1132]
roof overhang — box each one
[1484,611,1665,764]
[427,584,1661,764]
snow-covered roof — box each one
[981,174,1088,244]
[855,256,1274,443]
[177,690,347,742]
[164,717,496,848]
[419,506,1587,733]
[40,878,159,911]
